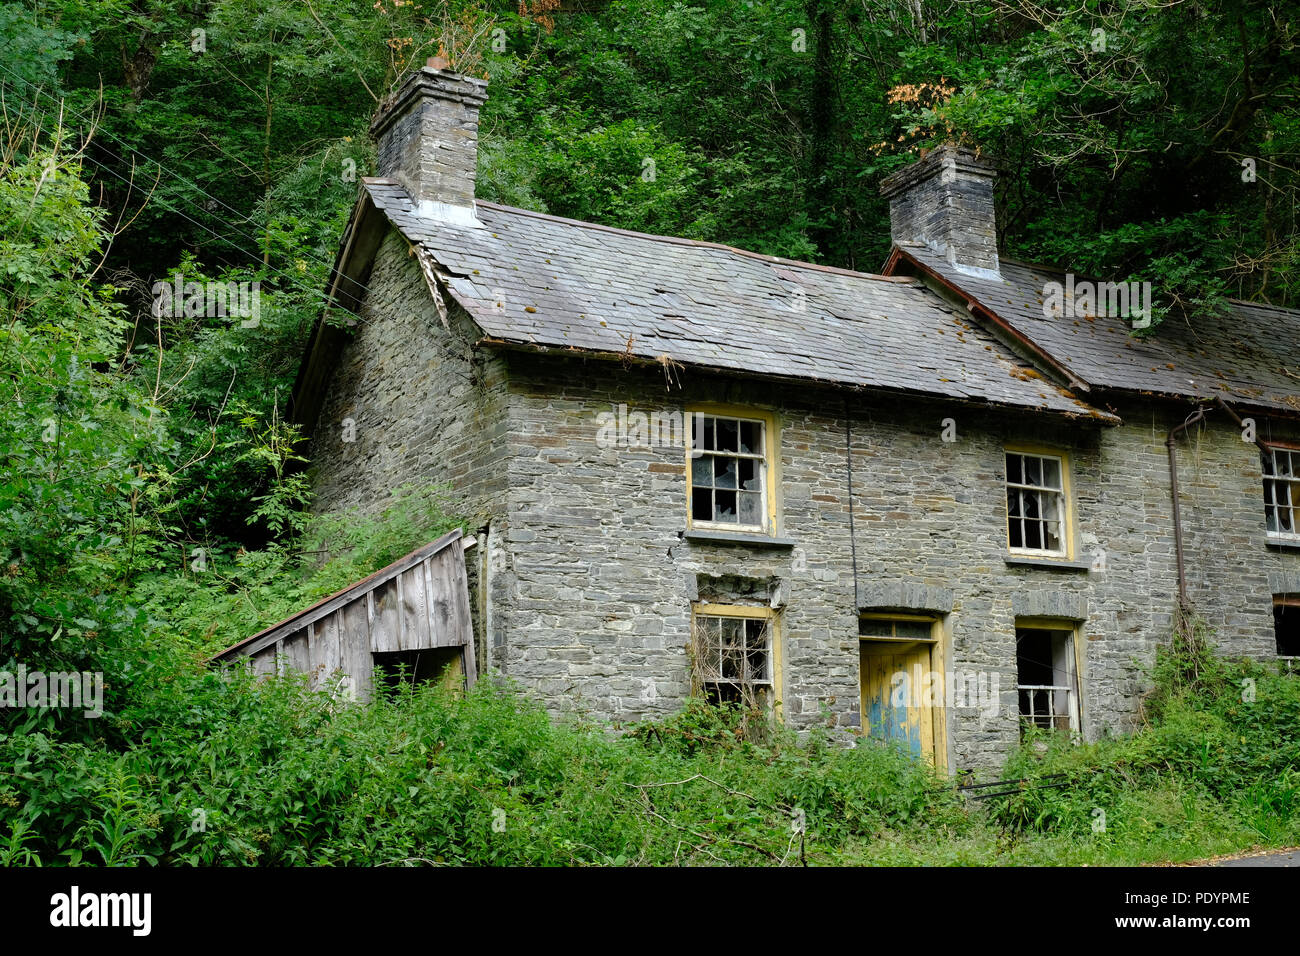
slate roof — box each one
[893,242,1300,414]
[358,179,1111,420]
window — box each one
[859,616,936,641]
[1273,598,1300,656]
[691,604,777,708]
[1262,446,1300,540]
[687,411,772,532]
[1015,625,1080,735]
[1005,451,1068,555]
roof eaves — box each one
[474,335,1121,424]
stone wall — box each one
[309,223,1300,775]
[491,354,1300,772]
[309,228,509,524]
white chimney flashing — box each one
[415,200,483,228]
[944,243,1001,281]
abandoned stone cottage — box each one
[290,61,1300,772]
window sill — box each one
[1266,536,1300,551]
[1004,555,1092,572]
[684,529,797,548]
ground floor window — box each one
[691,604,777,709]
[1273,597,1300,657]
[1015,623,1080,735]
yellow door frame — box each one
[858,612,949,772]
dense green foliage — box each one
[1,607,1296,866]
[0,0,1297,865]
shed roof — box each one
[346,179,1113,421]
[890,242,1300,415]
[211,529,465,662]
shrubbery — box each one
[3,601,1298,865]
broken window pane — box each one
[714,456,737,489]
[716,418,739,453]
[692,488,713,521]
[1006,451,1068,554]
[688,414,767,530]
[695,612,772,705]
[714,489,737,521]
[1006,453,1023,485]
[1263,448,1300,538]
[1023,491,1042,520]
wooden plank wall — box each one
[226,538,476,700]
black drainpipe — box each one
[1167,406,1207,610]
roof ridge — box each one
[997,255,1300,317]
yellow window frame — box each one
[1003,443,1076,560]
[691,602,783,719]
[685,404,779,535]
[1014,616,1085,733]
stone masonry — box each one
[880,145,1000,277]
[309,227,1300,773]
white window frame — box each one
[686,411,772,534]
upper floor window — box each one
[687,410,774,533]
[1262,445,1300,541]
[1005,450,1069,556]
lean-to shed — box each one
[213,529,476,700]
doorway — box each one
[859,615,945,766]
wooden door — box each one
[860,639,935,761]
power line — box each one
[0,65,375,322]
[4,89,375,333]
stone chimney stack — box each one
[370,57,488,226]
[880,145,1000,278]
